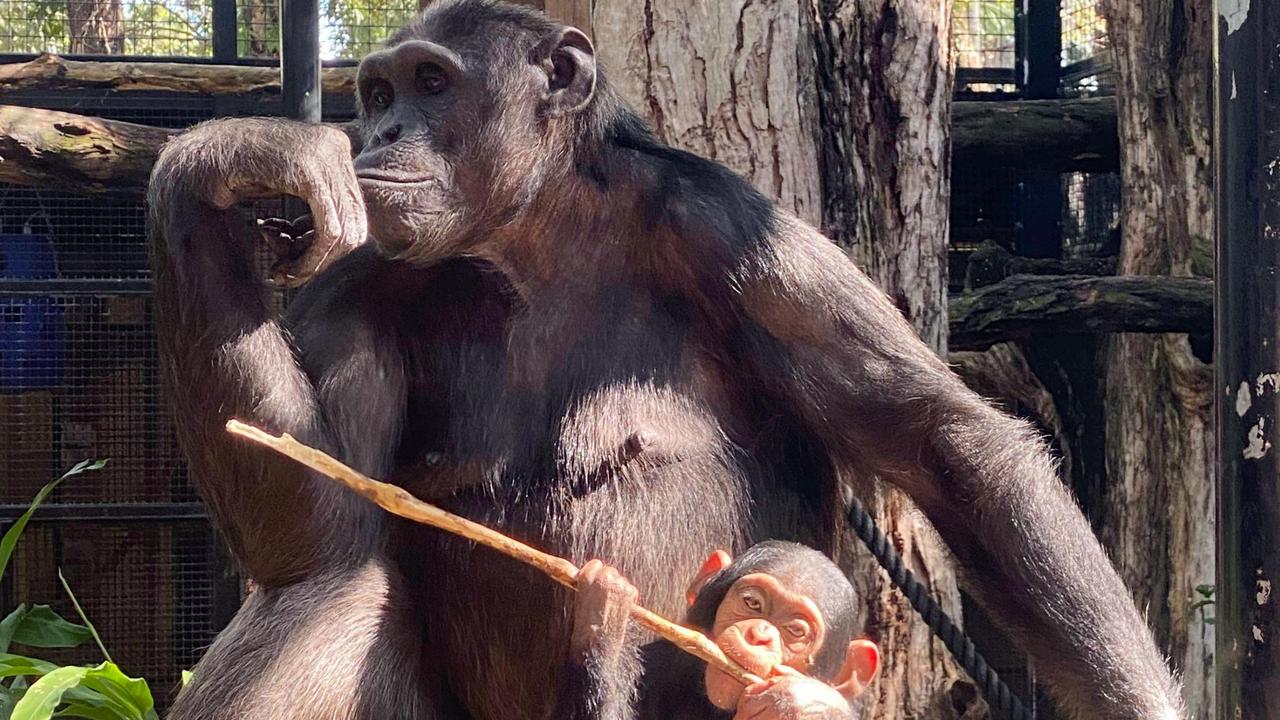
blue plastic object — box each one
[0,233,66,392]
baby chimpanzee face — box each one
[703,571,829,708]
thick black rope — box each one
[845,495,1031,720]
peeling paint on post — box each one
[1216,0,1280,716]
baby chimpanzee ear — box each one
[533,27,596,116]
[829,639,880,702]
[686,550,732,607]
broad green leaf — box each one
[2,684,27,720]
[53,702,120,720]
[0,607,28,655]
[10,608,91,650]
[0,461,107,581]
[78,665,153,720]
[1195,584,1215,598]
[0,655,56,681]
[10,666,87,720]
[179,671,192,688]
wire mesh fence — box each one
[0,0,419,60]
[1060,0,1113,96]
[952,0,1017,95]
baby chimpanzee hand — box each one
[734,666,853,720]
[569,559,639,663]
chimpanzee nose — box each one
[744,622,779,647]
[380,124,402,145]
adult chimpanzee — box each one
[557,542,881,720]
[148,1,1182,719]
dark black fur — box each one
[148,2,1182,719]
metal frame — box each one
[1216,1,1280,716]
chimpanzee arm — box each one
[148,118,394,587]
[552,560,642,720]
[729,214,1182,720]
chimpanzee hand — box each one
[153,119,367,286]
[569,559,639,664]
[734,667,854,720]
[258,214,325,286]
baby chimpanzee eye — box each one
[417,63,449,95]
[741,590,763,613]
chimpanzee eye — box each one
[741,591,763,613]
[368,81,394,111]
[784,620,810,641]
[417,63,449,95]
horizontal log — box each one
[0,105,175,194]
[0,105,359,195]
[964,240,1115,290]
[949,274,1212,351]
[951,97,1118,170]
[0,53,357,96]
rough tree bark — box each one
[1099,1,1215,718]
[66,0,123,54]
[809,3,972,719]
[595,2,971,718]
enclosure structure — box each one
[0,1,1189,718]
[0,0,413,706]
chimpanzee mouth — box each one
[356,171,434,186]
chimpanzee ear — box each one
[534,27,596,116]
[829,639,880,702]
[685,549,732,607]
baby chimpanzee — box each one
[555,541,881,720]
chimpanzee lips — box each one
[356,171,435,186]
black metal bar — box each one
[0,279,154,295]
[0,502,207,523]
[211,0,238,63]
[281,0,323,122]
[1216,2,1280,718]
[1013,0,1063,260]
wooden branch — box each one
[0,53,357,96]
[0,105,176,194]
[949,274,1212,351]
[0,105,359,195]
[951,97,1118,170]
[964,240,1115,290]
[224,419,765,688]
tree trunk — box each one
[66,0,124,54]
[595,2,970,718]
[1098,1,1215,718]
[810,2,970,718]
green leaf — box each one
[0,607,29,655]
[8,663,153,720]
[2,684,26,720]
[178,671,192,688]
[1195,584,1215,598]
[53,702,120,720]
[10,608,91,650]
[0,655,57,681]
[0,461,108,581]
[10,666,87,720]
[78,665,153,720]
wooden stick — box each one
[225,419,764,686]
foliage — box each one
[0,461,163,720]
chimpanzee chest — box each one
[396,262,760,720]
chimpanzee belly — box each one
[391,261,835,720]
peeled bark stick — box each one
[224,418,764,687]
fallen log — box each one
[0,53,357,96]
[949,274,1212,351]
[951,96,1118,170]
[0,105,176,194]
